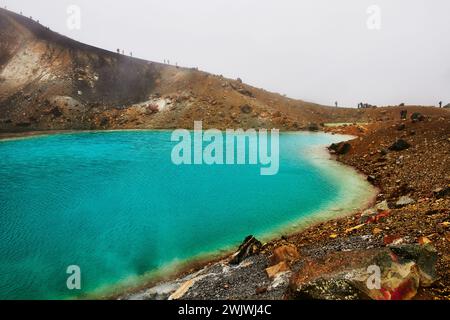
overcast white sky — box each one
[2,0,450,107]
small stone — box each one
[240,104,252,114]
[375,200,390,212]
[445,233,450,242]
[345,224,365,234]
[395,196,416,208]
[360,208,377,223]
[367,175,377,184]
[418,237,432,245]
[373,228,383,235]
[384,235,403,245]
[255,287,268,295]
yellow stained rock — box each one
[169,274,206,300]
[345,224,365,234]
[329,234,338,239]
[445,233,450,242]
[373,228,383,235]
[418,236,432,245]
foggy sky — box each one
[3,0,450,107]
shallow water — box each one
[0,131,368,299]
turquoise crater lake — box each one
[0,131,373,299]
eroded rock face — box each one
[287,244,437,300]
[229,235,262,265]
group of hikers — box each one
[116,49,133,57]
[355,101,447,109]
[357,103,376,109]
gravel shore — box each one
[118,110,449,301]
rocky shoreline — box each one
[117,110,449,301]
[1,110,448,301]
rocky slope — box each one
[2,8,445,134]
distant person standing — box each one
[335,101,338,108]
[400,110,408,120]
[439,101,443,108]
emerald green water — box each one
[0,131,357,300]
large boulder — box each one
[237,88,254,98]
[229,235,262,265]
[270,244,300,265]
[433,186,450,199]
[411,112,425,123]
[389,244,438,287]
[389,139,411,151]
[264,244,300,280]
[329,142,351,155]
[240,104,252,114]
[287,244,437,300]
[308,123,319,132]
[49,106,63,117]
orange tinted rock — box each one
[383,234,402,245]
[418,236,432,245]
[373,228,383,235]
[270,244,300,265]
[288,245,436,300]
[265,261,290,279]
[345,224,365,234]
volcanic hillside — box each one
[0,8,448,133]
